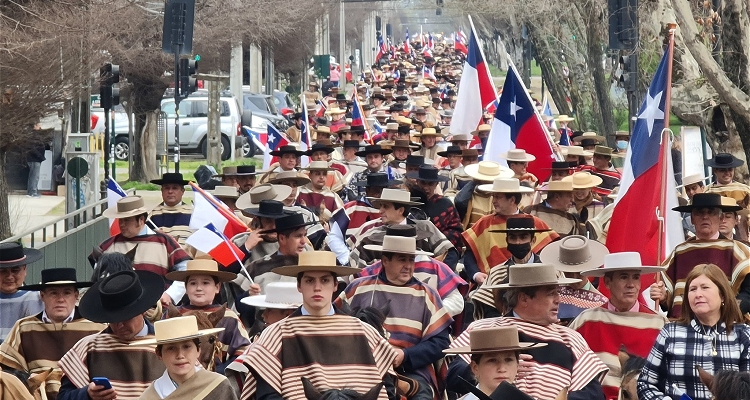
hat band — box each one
[0,255,27,264]
[560,253,591,266]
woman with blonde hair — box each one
[638,263,750,400]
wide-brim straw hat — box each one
[368,188,423,207]
[443,326,546,354]
[537,180,574,192]
[572,132,605,144]
[593,145,614,157]
[562,146,593,157]
[465,161,515,182]
[211,185,240,199]
[102,196,151,219]
[471,124,492,136]
[166,259,237,283]
[0,242,43,269]
[236,184,292,209]
[484,263,581,289]
[581,252,666,277]
[268,171,311,186]
[79,270,164,323]
[412,127,444,137]
[539,235,610,273]
[19,267,92,291]
[213,166,238,178]
[303,161,334,172]
[272,251,360,277]
[363,235,433,256]
[678,173,708,188]
[240,281,303,309]
[477,178,534,194]
[130,316,224,346]
[672,193,743,213]
[556,115,575,122]
[562,171,603,189]
[501,149,536,163]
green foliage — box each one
[614,108,630,130]
[120,181,160,191]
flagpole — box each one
[467,15,498,97]
[656,23,677,267]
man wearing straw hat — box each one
[57,270,167,400]
[454,161,515,229]
[213,166,239,188]
[413,127,444,162]
[569,252,668,400]
[0,268,105,399]
[338,233,453,400]
[500,149,538,189]
[298,161,344,215]
[523,180,582,237]
[556,115,575,143]
[563,171,605,225]
[149,172,193,245]
[96,196,191,307]
[239,251,397,400]
[578,145,622,195]
[447,263,608,400]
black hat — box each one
[578,139,598,147]
[389,104,404,112]
[437,145,462,157]
[405,155,425,166]
[270,145,306,157]
[150,172,189,186]
[0,242,43,269]
[371,93,386,101]
[243,200,290,219]
[397,125,411,134]
[672,193,743,213]
[305,142,335,156]
[396,84,406,91]
[267,213,315,233]
[19,268,93,291]
[431,97,441,103]
[349,125,367,136]
[429,88,438,94]
[395,95,409,102]
[292,112,304,120]
[315,117,329,126]
[236,165,258,175]
[355,145,392,157]
[353,173,402,187]
[546,161,575,171]
[343,140,361,149]
[335,94,347,101]
[78,270,165,323]
[441,98,452,104]
[406,165,449,182]
[706,153,744,169]
[381,224,432,241]
[490,214,551,233]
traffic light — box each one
[99,63,120,109]
[179,58,198,97]
[618,54,637,92]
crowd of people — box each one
[3,34,750,400]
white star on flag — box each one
[268,132,276,143]
[638,90,665,136]
[510,98,522,119]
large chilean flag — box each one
[484,63,554,181]
[606,44,684,297]
[449,28,496,136]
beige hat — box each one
[679,173,708,188]
[413,127,443,137]
[166,259,237,282]
[593,145,614,157]
[325,107,346,115]
[450,134,472,142]
[316,126,332,135]
[236,184,293,209]
[539,235,610,273]
[573,132,605,144]
[272,251,361,277]
[562,146,593,157]
[130,316,224,346]
[363,235,433,256]
[443,326,547,354]
[240,281,303,309]
[386,122,399,131]
[102,196,151,219]
[303,161,334,172]
[269,171,311,186]
[211,185,240,199]
[538,180,574,192]
[464,161,514,182]
[562,172,603,189]
[369,188,423,207]
[500,149,536,163]
[580,252,665,277]
[213,166,238,178]
[556,115,575,122]
[471,124,492,135]
[477,178,534,194]
[484,263,581,289]
[397,116,413,126]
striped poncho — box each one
[569,303,667,400]
[174,304,251,358]
[450,317,608,400]
[149,202,194,245]
[705,181,750,206]
[358,256,468,299]
[95,231,190,281]
[240,310,397,400]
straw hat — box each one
[213,166,238,178]
[369,188,423,207]
[580,252,666,277]
[386,122,399,131]
[211,185,240,199]
[303,161,334,172]
[562,146,592,157]
[477,178,534,194]
[268,171,311,186]
[471,124,492,136]
[537,180,573,192]
[443,326,546,354]
[500,149,536,163]
[272,251,360,277]
[679,173,708,188]
[166,259,237,282]
[556,115,575,122]
[130,316,224,346]
[236,184,292,209]
[325,107,346,115]
[464,161,514,182]
[572,132,605,144]
[413,127,443,138]
[539,235,610,273]
[102,196,151,219]
[592,145,614,157]
[484,264,580,289]
[240,282,303,309]
[363,235,433,256]
[562,172,603,189]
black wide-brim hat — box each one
[236,165,258,176]
[406,165,449,182]
[545,161,575,170]
[265,213,315,233]
[437,145,462,157]
[706,152,744,168]
[79,270,165,323]
[489,215,552,233]
[19,267,93,291]
[673,192,743,213]
[305,143,335,156]
[353,173,402,187]
[242,200,290,219]
[150,172,190,186]
[348,126,367,136]
[0,242,43,269]
[355,145,392,157]
[270,145,306,157]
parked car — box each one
[273,90,297,119]
[91,105,132,161]
[241,91,289,131]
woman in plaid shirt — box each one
[637,264,750,400]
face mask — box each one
[507,242,532,259]
[616,140,628,150]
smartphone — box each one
[91,377,112,389]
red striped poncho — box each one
[359,256,467,299]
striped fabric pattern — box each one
[569,304,667,400]
[705,181,750,205]
[58,331,165,398]
[98,232,191,280]
[451,317,608,400]
[149,203,194,245]
[0,290,43,342]
[0,312,105,396]
[359,256,468,299]
[661,238,750,317]
[240,313,397,400]
[297,187,344,214]
[175,305,251,357]
[344,200,381,237]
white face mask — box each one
[616,140,629,150]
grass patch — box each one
[101,157,260,186]
[489,60,541,81]
[121,181,160,191]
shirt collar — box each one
[42,308,76,323]
[300,305,335,316]
[606,301,640,313]
[139,225,155,236]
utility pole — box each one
[339,0,346,89]
[197,74,229,168]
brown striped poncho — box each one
[58,326,165,399]
[240,309,397,400]
[0,310,105,398]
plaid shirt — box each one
[637,319,750,400]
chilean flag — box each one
[423,66,436,80]
[189,183,248,239]
[300,96,311,151]
[263,124,289,170]
[484,62,554,181]
[449,28,497,136]
[350,94,371,143]
[454,31,468,55]
[186,223,243,267]
[606,43,684,298]
[107,179,127,235]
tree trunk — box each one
[141,111,160,182]
[0,154,12,240]
[129,112,149,182]
[532,33,573,117]
[581,1,617,144]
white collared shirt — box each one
[300,305,335,316]
[41,308,75,324]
